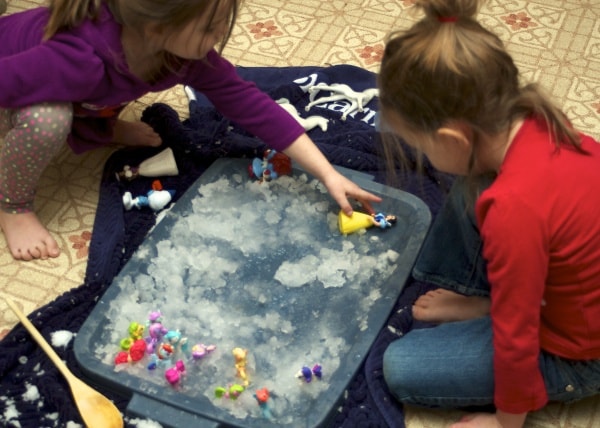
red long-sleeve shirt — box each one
[476,118,600,413]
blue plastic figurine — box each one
[371,213,397,229]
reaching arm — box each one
[188,52,381,214]
[282,133,381,216]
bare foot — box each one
[0,211,60,261]
[112,120,162,147]
[412,288,490,323]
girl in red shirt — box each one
[378,1,600,427]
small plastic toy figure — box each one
[297,366,312,382]
[145,321,168,354]
[254,387,273,420]
[147,342,174,370]
[147,329,190,370]
[312,363,323,380]
[164,330,189,358]
[128,339,146,362]
[165,360,186,385]
[128,321,145,340]
[248,149,292,182]
[232,347,250,386]
[191,343,216,360]
[116,147,179,181]
[156,343,174,360]
[147,310,163,324]
[122,180,175,211]
[338,210,397,235]
[254,387,269,404]
[370,213,397,229]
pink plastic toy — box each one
[165,360,186,385]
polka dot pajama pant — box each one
[0,103,73,213]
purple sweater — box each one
[0,5,304,153]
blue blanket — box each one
[0,65,450,428]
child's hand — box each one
[321,170,382,216]
[282,134,382,216]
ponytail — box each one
[417,0,480,23]
[43,0,102,40]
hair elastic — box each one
[438,16,459,23]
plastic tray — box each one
[74,158,431,428]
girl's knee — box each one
[32,103,73,141]
[383,339,423,400]
[12,103,73,144]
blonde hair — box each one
[43,0,239,53]
[378,0,582,181]
[44,0,102,39]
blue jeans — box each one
[383,178,600,409]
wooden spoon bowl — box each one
[5,298,123,428]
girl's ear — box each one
[436,122,473,150]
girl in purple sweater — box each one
[0,0,380,260]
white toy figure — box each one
[117,147,179,181]
[123,181,175,211]
[123,189,175,211]
[276,98,328,132]
[305,83,379,121]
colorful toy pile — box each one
[114,310,214,386]
[115,310,324,421]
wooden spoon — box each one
[5,298,123,428]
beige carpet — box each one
[1,0,599,427]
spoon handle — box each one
[5,298,70,378]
